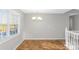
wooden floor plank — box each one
[16,40,65,50]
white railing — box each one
[65,28,79,50]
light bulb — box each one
[32,17,36,20]
[38,17,42,20]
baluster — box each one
[76,35,79,50]
[78,35,79,50]
[74,34,78,50]
[73,34,76,50]
[73,33,75,50]
[66,31,68,47]
[68,30,70,49]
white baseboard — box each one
[24,38,65,40]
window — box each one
[0,24,7,38]
[10,24,18,35]
[9,14,19,36]
[0,10,20,39]
[0,13,8,38]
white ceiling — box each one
[21,9,71,14]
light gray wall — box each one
[24,14,69,39]
[73,15,79,30]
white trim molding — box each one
[24,38,64,40]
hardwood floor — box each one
[16,40,65,50]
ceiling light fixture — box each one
[32,16,43,21]
[37,17,42,20]
[32,17,36,20]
